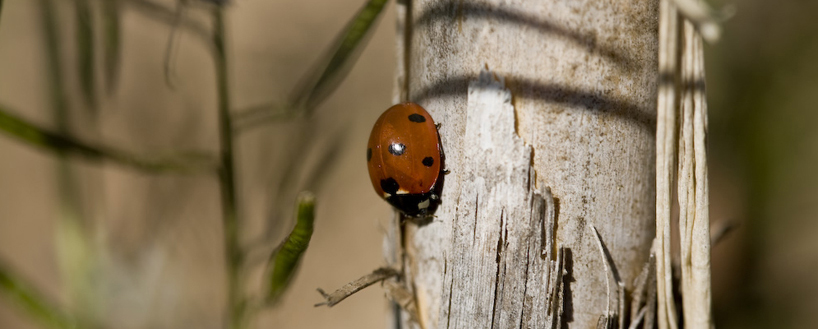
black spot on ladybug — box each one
[389,143,406,156]
[381,178,400,195]
[408,113,426,123]
[366,148,372,162]
[422,157,434,167]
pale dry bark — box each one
[391,0,659,328]
[655,1,681,328]
[656,1,714,328]
[677,17,712,329]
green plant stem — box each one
[0,259,77,329]
[74,0,97,111]
[211,8,244,329]
[0,105,218,173]
[101,0,121,94]
[39,0,68,129]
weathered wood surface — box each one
[391,0,659,328]
[655,2,681,328]
[678,17,713,329]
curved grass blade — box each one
[260,126,345,243]
[231,102,292,131]
[293,0,389,114]
[260,130,343,243]
[265,192,316,305]
[0,259,77,329]
[101,0,122,94]
[0,105,218,174]
[74,0,97,111]
[233,0,389,128]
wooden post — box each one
[392,0,659,328]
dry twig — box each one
[314,267,399,307]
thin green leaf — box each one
[0,104,218,174]
[293,0,389,114]
[233,0,389,128]
[101,0,122,94]
[74,0,97,111]
[0,259,77,329]
[266,192,316,305]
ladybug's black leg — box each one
[435,123,442,130]
[438,140,450,175]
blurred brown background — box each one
[0,0,816,328]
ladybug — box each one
[367,102,444,218]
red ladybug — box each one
[367,102,443,217]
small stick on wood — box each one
[627,305,650,329]
[314,267,399,307]
[591,225,623,329]
[631,251,657,322]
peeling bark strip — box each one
[656,2,681,328]
[678,15,713,329]
[656,1,716,328]
[395,0,658,328]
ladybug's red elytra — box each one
[367,102,443,217]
